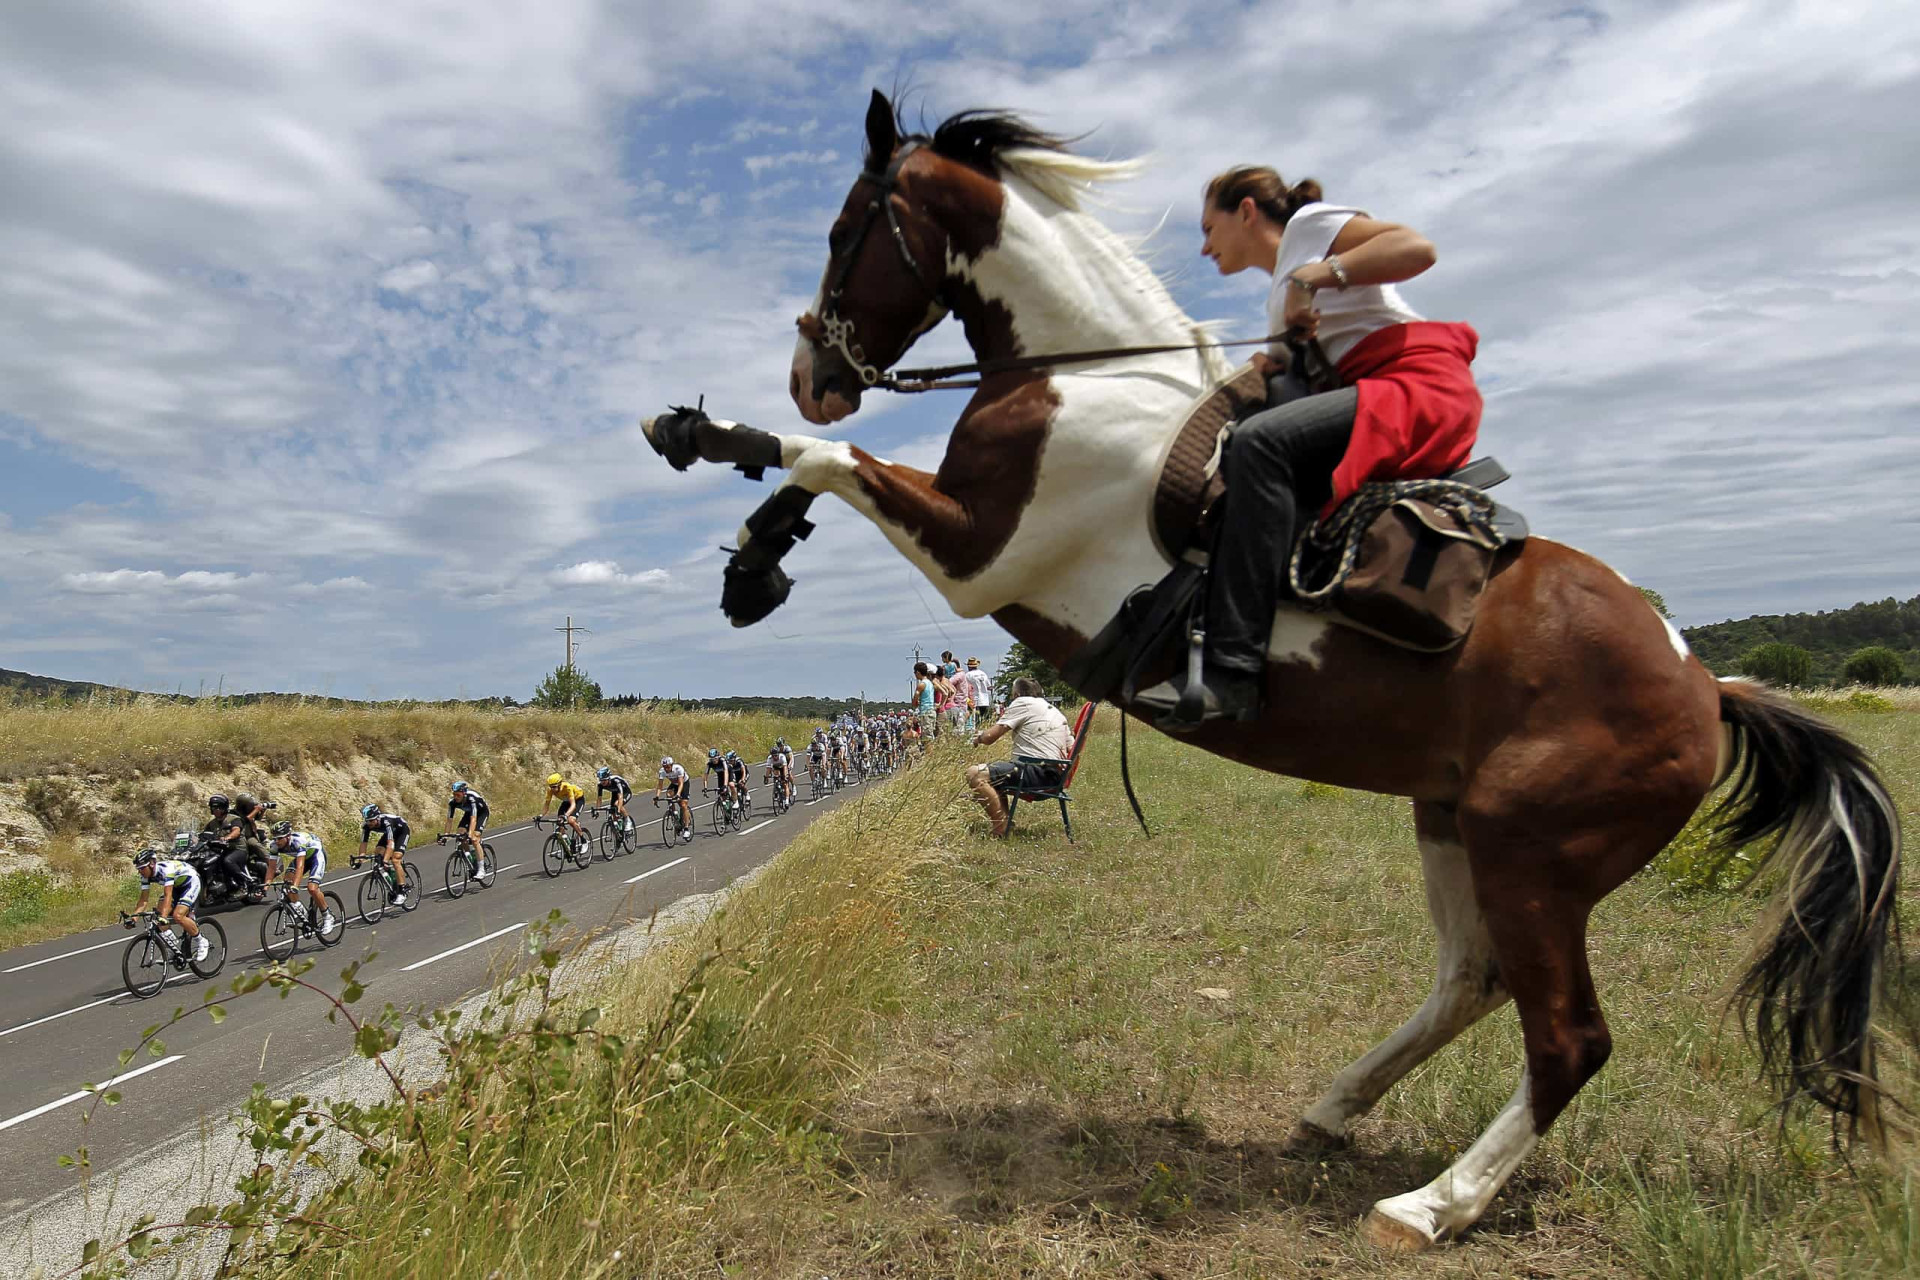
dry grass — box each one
[97,698,1916,1280]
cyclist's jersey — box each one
[725,757,747,785]
[363,813,410,848]
[277,833,328,879]
[448,790,489,821]
[546,781,585,804]
[705,758,728,783]
[597,774,632,802]
[808,738,826,759]
[145,859,200,893]
[658,763,689,789]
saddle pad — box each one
[1149,362,1269,562]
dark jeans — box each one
[1207,385,1359,674]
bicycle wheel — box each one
[317,891,347,946]
[260,902,301,963]
[616,816,635,856]
[122,933,167,999]
[189,919,228,979]
[542,833,568,877]
[399,863,422,911]
[359,869,389,923]
[598,818,617,858]
[475,843,498,889]
[445,849,471,898]
[708,800,726,836]
[729,800,747,832]
[571,833,592,870]
[660,810,675,845]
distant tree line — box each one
[1682,594,1918,686]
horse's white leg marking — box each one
[1298,819,1506,1138]
[1366,1075,1540,1247]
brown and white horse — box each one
[642,92,1902,1249]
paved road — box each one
[0,782,862,1216]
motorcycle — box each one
[174,830,270,909]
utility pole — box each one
[555,615,592,709]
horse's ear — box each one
[865,89,897,169]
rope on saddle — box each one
[1287,478,1506,604]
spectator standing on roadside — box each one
[965,677,1075,838]
[963,657,994,733]
[913,662,938,734]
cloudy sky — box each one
[1,0,1914,701]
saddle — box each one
[1065,366,1530,703]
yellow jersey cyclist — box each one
[358,804,414,907]
[128,847,210,961]
[654,756,693,843]
[268,821,338,934]
[542,773,589,849]
[441,781,491,875]
[595,767,634,838]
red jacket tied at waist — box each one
[1325,320,1482,516]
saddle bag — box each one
[1312,496,1506,652]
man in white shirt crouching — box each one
[966,678,1074,838]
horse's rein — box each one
[874,330,1334,393]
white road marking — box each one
[399,923,528,973]
[0,994,121,1039]
[3,936,126,973]
[738,821,773,836]
[0,1055,186,1134]
[625,857,691,885]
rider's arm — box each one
[290,856,306,890]
[1291,215,1436,291]
[974,722,1011,748]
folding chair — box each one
[1003,701,1098,843]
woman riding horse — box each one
[1157,167,1483,728]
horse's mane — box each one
[876,108,1143,212]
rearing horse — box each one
[642,91,1901,1250]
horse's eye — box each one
[828,227,848,256]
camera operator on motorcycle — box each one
[200,793,257,898]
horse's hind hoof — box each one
[1279,1120,1349,1157]
[1361,1207,1440,1253]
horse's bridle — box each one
[805,142,949,390]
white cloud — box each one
[377,259,441,293]
[743,148,839,178]
[551,561,673,589]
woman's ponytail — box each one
[1204,166,1324,228]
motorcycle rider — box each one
[200,793,255,897]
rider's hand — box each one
[1280,275,1320,338]
[1249,350,1281,379]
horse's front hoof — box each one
[1361,1207,1439,1253]
[721,562,792,627]
[1279,1120,1349,1157]
[643,405,707,471]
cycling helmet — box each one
[208,793,230,813]
[660,756,674,769]
[596,766,610,780]
[452,780,469,794]
[271,820,292,838]
[133,847,159,868]
[360,804,379,821]
[546,773,563,786]
[726,750,739,761]
[708,748,720,760]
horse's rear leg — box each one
[1290,802,1508,1149]
[1363,852,1612,1250]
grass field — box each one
[87,693,1917,1278]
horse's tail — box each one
[1711,677,1903,1145]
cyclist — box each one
[201,793,254,898]
[442,781,491,875]
[806,730,828,791]
[724,750,751,811]
[654,756,693,842]
[704,748,734,805]
[827,729,850,786]
[596,766,634,840]
[849,722,869,778]
[764,738,794,804]
[541,772,589,850]
[128,846,209,961]
[358,804,413,907]
[268,821,336,933]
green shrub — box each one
[1844,689,1896,714]
[1737,642,1811,687]
[22,778,92,833]
[1842,646,1906,686]
[0,868,54,927]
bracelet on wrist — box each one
[1286,272,1316,294]
[1325,254,1350,290]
